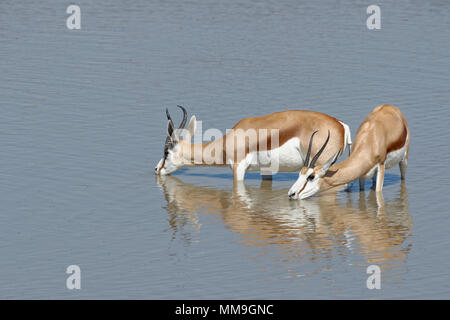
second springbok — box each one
[155,106,352,181]
[288,104,409,200]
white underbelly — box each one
[363,143,407,179]
[246,137,304,172]
[384,143,407,169]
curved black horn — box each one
[166,108,173,122]
[177,105,187,129]
[309,130,330,168]
[304,130,318,167]
[166,108,175,138]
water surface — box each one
[1,0,450,299]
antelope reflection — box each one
[157,175,412,268]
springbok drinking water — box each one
[288,104,409,200]
[155,106,352,181]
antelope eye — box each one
[307,174,315,181]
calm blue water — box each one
[0,0,449,299]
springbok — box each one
[288,104,409,200]
[155,105,352,181]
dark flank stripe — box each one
[387,126,407,153]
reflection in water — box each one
[157,176,412,271]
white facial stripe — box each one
[288,167,315,199]
[297,168,314,194]
[299,180,320,199]
[292,168,320,199]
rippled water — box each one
[1,0,449,299]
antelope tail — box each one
[339,121,352,155]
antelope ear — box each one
[186,115,197,138]
[322,149,341,173]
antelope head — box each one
[155,105,197,175]
[288,130,341,200]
